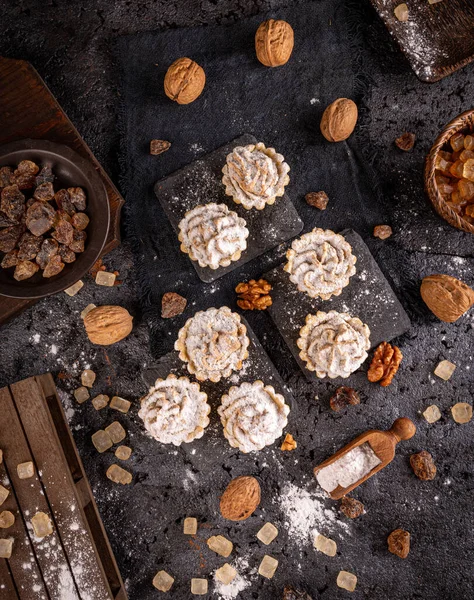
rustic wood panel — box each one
[0,559,19,599]
[0,56,125,325]
[0,375,128,600]
[370,0,474,82]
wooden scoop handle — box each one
[388,417,416,442]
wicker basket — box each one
[425,110,474,235]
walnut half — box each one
[367,341,402,387]
[236,279,272,310]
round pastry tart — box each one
[178,203,249,270]
[297,310,370,378]
[284,228,356,300]
[222,142,290,210]
[218,380,290,453]
[175,306,250,382]
[138,374,210,446]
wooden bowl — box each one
[425,110,474,235]
[0,139,110,299]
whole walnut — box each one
[255,19,294,67]
[84,305,133,345]
[320,98,358,142]
[421,274,474,323]
[164,57,206,105]
[220,476,261,521]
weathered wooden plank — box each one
[11,377,112,600]
[0,559,19,599]
[38,374,126,599]
[0,386,78,600]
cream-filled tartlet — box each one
[178,203,249,269]
[175,306,250,382]
[297,310,370,378]
[222,142,290,210]
[218,380,290,453]
[138,375,210,446]
[285,228,356,300]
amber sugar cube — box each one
[0,449,3,464]
[183,517,198,535]
[450,132,465,152]
[207,535,233,557]
[462,159,474,181]
[434,360,456,381]
[31,512,53,538]
[64,280,84,297]
[81,369,96,388]
[0,484,10,506]
[215,563,237,585]
[394,3,408,21]
[0,511,15,529]
[92,429,113,453]
[423,405,441,424]
[81,303,96,319]
[450,160,464,179]
[115,445,132,461]
[110,396,131,414]
[314,533,337,557]
[153,570,174,592]
[257,522,278,545]
[435,156,453,176]
[0,538,13,559]
[17,461,35,480]
[106,464,132,485]
[92,394,110,411]
[105,421,126,444]
[258,555,278,579]
[337,570,357,592]
[191,578,208,595]
[74,386,90,404]
[458,179,474,200]
[464,135,474,150]
[451,402,472,424]
[95,271,116,286]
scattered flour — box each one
[213,557,252,599]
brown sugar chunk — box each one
[150,139,171,155]
[17,232,43,261]
[1,250,19,269]
[35,165,55,185]
[58,245,76,264]
[13,160,39,190]
[69,230,87,253]
[14,260,39,281]
[387,529,410,558]
[43,255,65,278]
[26,201,55,236]
[0,225,23,253]
[71,212,90,231]
[106,464,132,485]
[373,225,393,240]
[105,421,126,444]
[161,292,187,318]
[330,386,360,412]
[33,182,54,202]
[305,191,329,210]
[1,185,25,222]
[36,238,59,269]
[0,166,13,189]
[395,132,416,151]
[0,211,16,228]
[52,218,74,245]
[54,189,76,216]
[410,450,436,480]
[68,187,87,211]
[340,496,364,519]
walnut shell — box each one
[255,19,294,67]
[421,274,474,323]
[320,98,358,142]
[84,305,133,345]
[164,57,206,105]
[219,476,261,521]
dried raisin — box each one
[410,450,436,481]
[26,201,55,236]
[330,387,360,412]
[340,496,364,519]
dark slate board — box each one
[265,229,411,382]
[154,134,303,283]
[142,315,294,417]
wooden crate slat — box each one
[0,559,20,599]
[37,374,126,598]
[0,386,80,600]
[10,377,113,600]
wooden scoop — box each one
[313,417,416,500]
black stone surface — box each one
[265,229,411,382]
[155,134,303,283]
[0,1,473,600]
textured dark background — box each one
[0,1,473,599]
